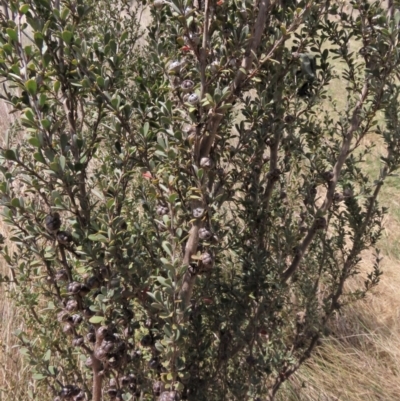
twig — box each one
[281,81,370,282]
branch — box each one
[199,0,269,157]
[232,0,270,92]
[281,81,370,283]
[200,0,210,101]
[180,0,271,310]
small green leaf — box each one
[162,241,173,257]
[6,28,18,42]
[34,152,46,164]
[39,93,47,107]
[143,122,150,137]
[88,233,108,242]
[61,7,70,20]
[19,4,30,14]
[28,137,40,147]
[120,30,128,43]
[32,373,46,381]
[48,366,57,376]
[11,198,20,208]
[53,80,61,93]
[33,32,43,49]
[62,30,73,44]
[25,79,37,96]
[43,349,51,361]
[89,316,105,324]
[3,149,17,161]
[41,119,51,129]
[157,276,173,289]
[96,76,105,88]
[24,108,35,121]
[59,155,66,171]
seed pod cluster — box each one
[71,314,82,326]
[333,192,345,203]
[85,356,94,367]
[188,262,198,276]
[210,60,220,73]
[90,328,128,371]
[148,357,159,370]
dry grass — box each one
[0,101,31,401]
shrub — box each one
[0,0,400,400]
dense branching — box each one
[0,0,399,400]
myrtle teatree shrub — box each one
[0,0,400,400]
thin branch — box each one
[281,81,370,282]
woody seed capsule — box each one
[67,281,82,295]
[66,299,78,312]
[55,269,68,282]
[94,347,108,361]
[187,93,199,105]
[63,323,74,336]
[192,207,205,218]
[181,80,194,93]
[72,336,84,347]
[85,357,94,367]
[153,0,164,8]
[57,310,70,322]
[198,227,212,240]
[200,157,213,169]
[159,391,180,401]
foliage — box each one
[0,0,400,400]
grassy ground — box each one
[0,102,30,401]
